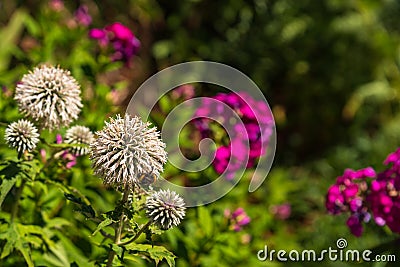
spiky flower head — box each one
[145,189,186,230]
[65,125,94,156]
[14,65,82,130]
[5,119,39,154]
[89,114,167,189]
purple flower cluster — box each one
[326,167,375,236]
[194,92,274,179]
[368,148,400,233]
[89,22,140,65]
[326,148,400,236]
[224,207,251,231]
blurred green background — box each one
[1,0,400,266]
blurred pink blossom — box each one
[56,134,77,169]
[225,207,251,231]
[49,0,64,12]
[74,5,92,26]
[270,203,291,220]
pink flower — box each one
[227,207,251,231]
[74,5,92,26]
[49,0,64,12]
[40,149,47,163]
[171,85,195,100]
[56,134,77,169]
[270,203,291,220]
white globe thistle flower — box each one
[5,119,39,154]
[145,189,186,230]
[14,65,82,130]
[89,114,167,189]
[65,125,94,156]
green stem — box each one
[118,220,152,246]
[10,180,26,222]
[106,186,131,267]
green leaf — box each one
[0,223,36,267]
[343,81,394,118]
[45,217,72,229]
[54,231,93,267]
[111,243,124,258]
[92,217,113,236]
[0,161,22,180]
[64,192,96,218]
[158,95,171,113]
[0,177,16,209]
[0,10,26,71]
[197,206,213,237]
[124,243,176,267]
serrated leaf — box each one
[0,223,35,267]
[111,243,124,258]
[0,161,22,180]
[64,192,96,218]
[92,217,113,236]
[0,177,16,209]
[124,243,176,267]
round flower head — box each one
[5,119,39,154]
[15,65,82,130]
[146,189,186,230]
[89,114,167,189]
[65,125,94,156]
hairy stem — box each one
[106,186,131,267]
[10,180,26,222]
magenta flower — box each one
[326,147,400,236]
[89,29,108,46]
[214,146,230,174]
[194,92,274,178]
[89,22,140,66]
[346,215,363,237]
[325,167,375,236]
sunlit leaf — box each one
[124,243,176,267]
[92,217,113,236]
